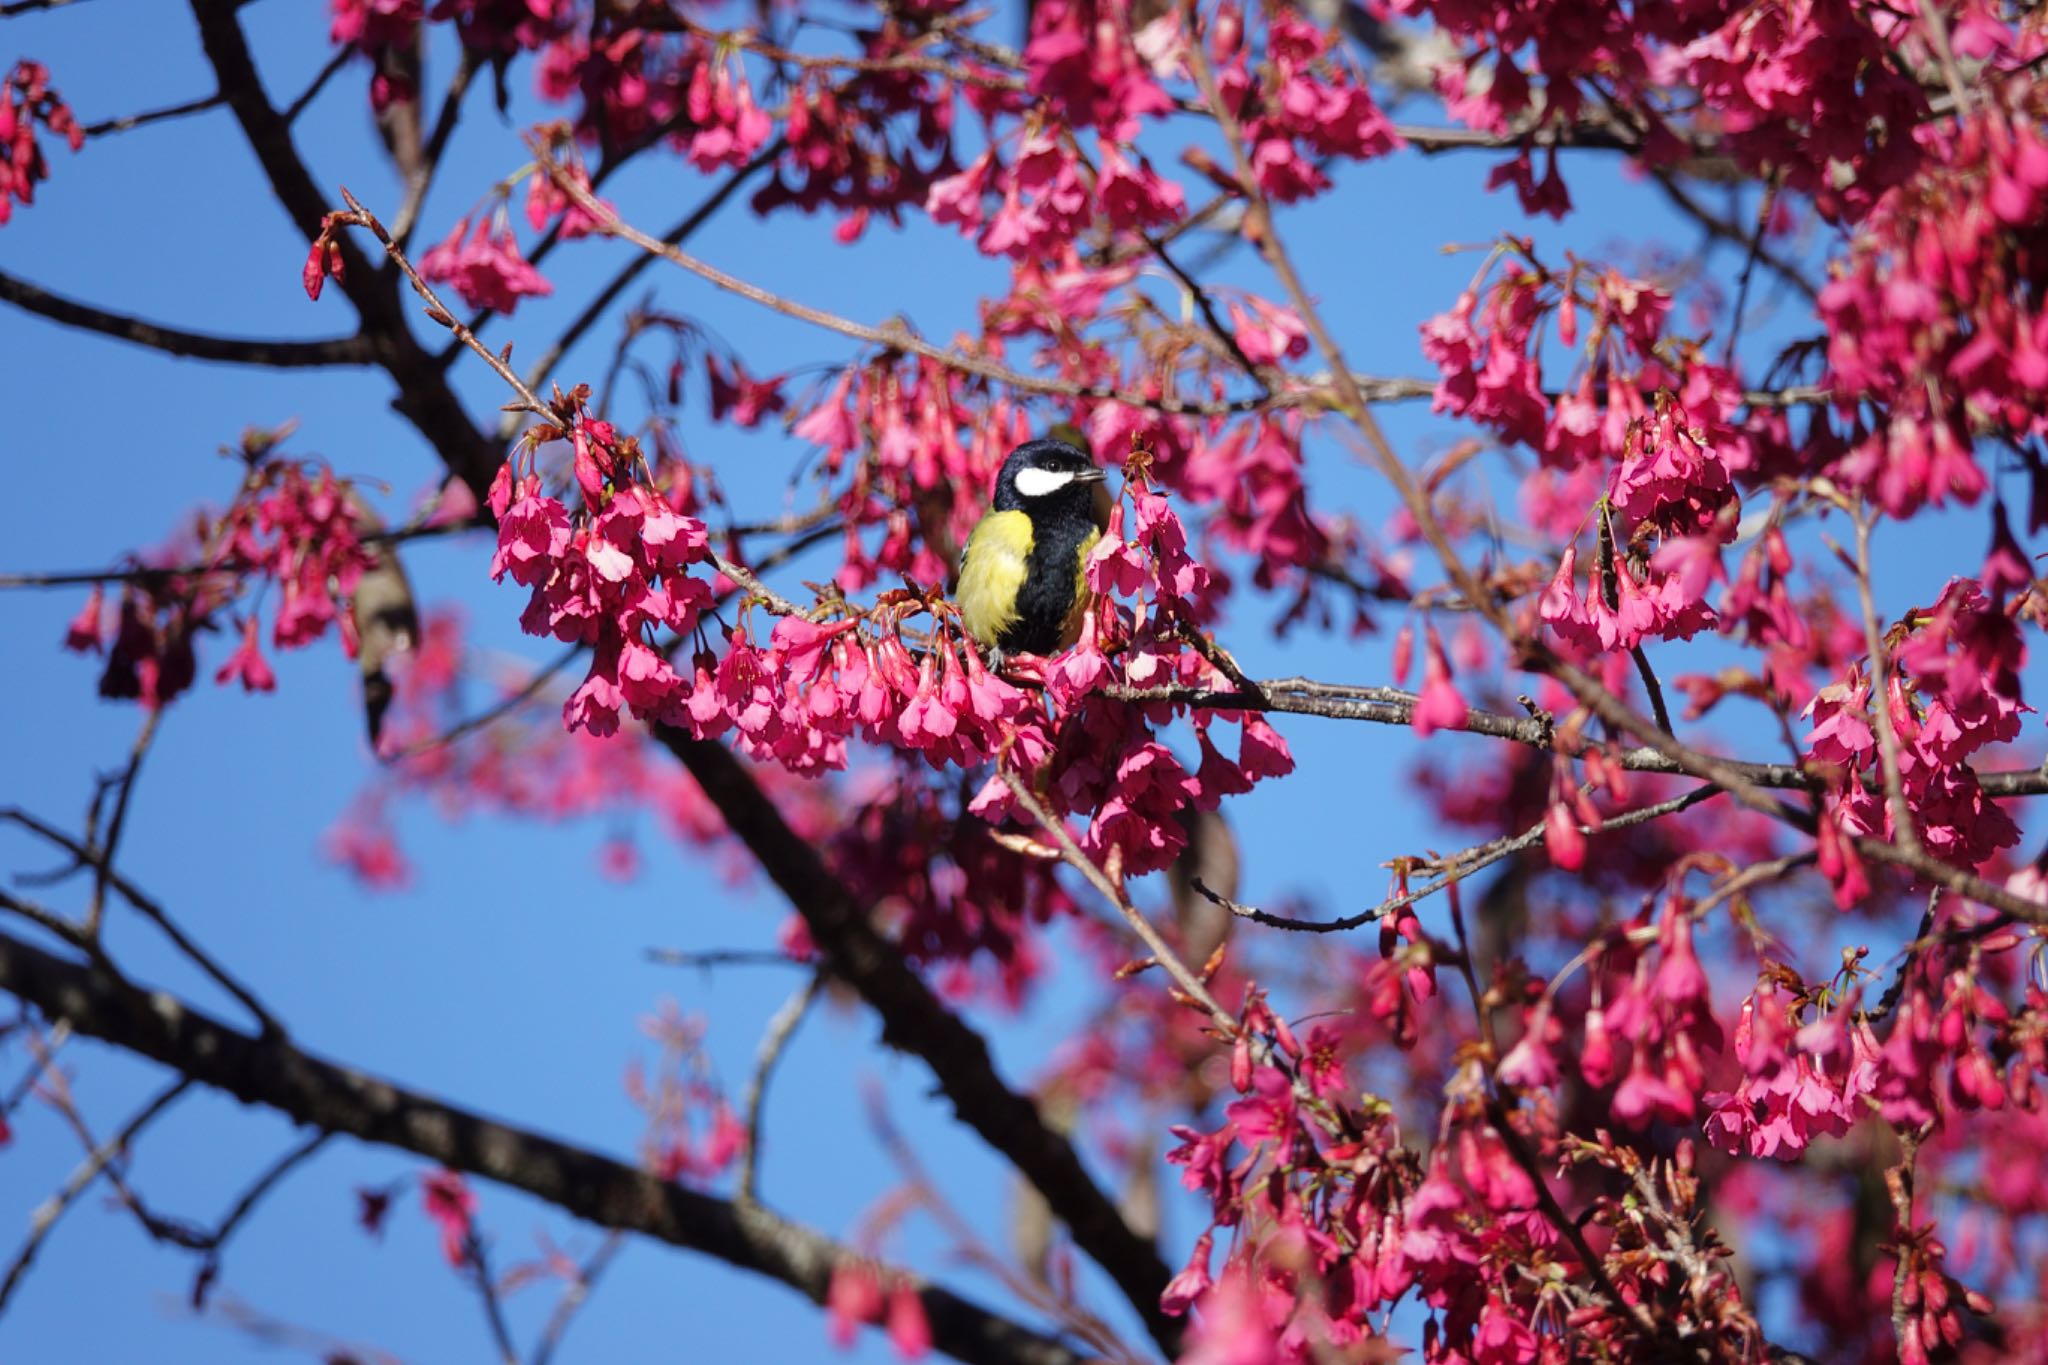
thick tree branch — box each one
[0,929,1087,1365]
[656,730,1181,1355]
[188,0,503,498]
[0,269,372,368]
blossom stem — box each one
[1852,508,1925,857]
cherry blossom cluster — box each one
[628,1001,747,1186]
[1419,251,1760,675]
[419,210,553,314]
[926,125,1184,260]
[0,60,82,227]
[1803,565,2029,905]
[330,0,570,105]
[63,452,381,708]
[1821,97,2048,518]
[825,1259,932,1360]
[1396,0,2030,223]
[1160,983,1772,1363]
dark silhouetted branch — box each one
[0,269,372,367]
[0,929,1088,1365]
[656,730,1181,1355]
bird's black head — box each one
[992,438,1107,513]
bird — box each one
[955,437,1113,658]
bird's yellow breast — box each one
[957,509,1033,645]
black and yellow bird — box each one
[955,438,1113,658]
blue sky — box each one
[0,3,2033,1363]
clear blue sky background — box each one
[0,4,2034,1363]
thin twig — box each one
[998,768,1232,1029]
[528,1233,626,1365]
[0,269,373,369]
[0,518,479,590]
[463,1232,521,1365]
[1869,891,1942,1023]
[281,47,353,125]
[382,644,584,763]
[1630,645,1673,735]
[335,188,550,421]
[2,808,283,1037]
[82,92,224,138]
[88,711,160,939]
[644,947,810,970]
[1723,175,1781,369]
[0,1077,192,1316]
[196,1132,330,1272]
[507,142,784,403]
[736,972,821,1205]
[1201,785,1718,933]
[390,49,478,250]
[1852,509,1922,856]
[0,1019,69,1121]
[1648,168,1819,303]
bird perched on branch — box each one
[955,437,1113,659]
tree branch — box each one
[81,92,225,139]
[0,269,372,368]
[655,730,1181,1355]
[1100,676,2048,797]
[188,0,503,499]
[0,1075,192,1316]
[0,928,1088,1365]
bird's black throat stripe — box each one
[1004,509,1097,656]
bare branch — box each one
[736,971,821,1205]
[0,518,482,591]
[189,0,504,498]
[81,92,225,138]
[0,1076,192,1317]
[998,767,1233,1029]
[645,948,808,971]
[462,1232,520,1365]
[3,808,283,1037]
[0,928,1089,1365]
[1099,675,2048,797]
[281,47,354,126]
[87,711,159,939]
[1207,784,1719,934]
[528,1233,626,1365]
[655,731,1180,1354]
[0,269,373,367]
[1647,168,1820,303]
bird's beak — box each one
[1075,468,1108,485]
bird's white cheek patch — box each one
[1013,467,1076,498]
